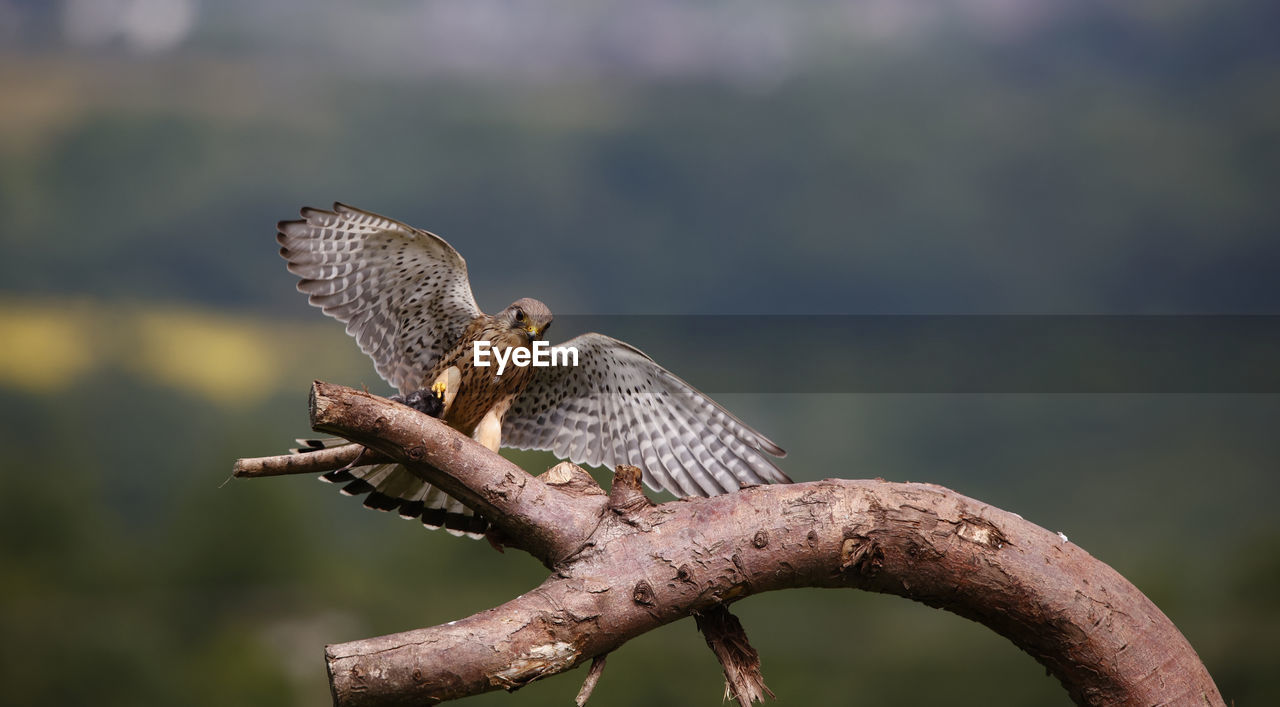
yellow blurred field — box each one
[0,296,373,405]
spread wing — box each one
[503,333,789,497]
[277,203,482,394]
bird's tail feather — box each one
[295,438,488,538]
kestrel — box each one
[278,203,789,536]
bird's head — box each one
[503,297,554,341]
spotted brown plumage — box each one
[278,203,789,537]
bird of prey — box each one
[278,203,789,536]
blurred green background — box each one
[2,1,1277,705]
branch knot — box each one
[631,580,655,606]
[608,464,653,514]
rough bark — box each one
[232,444,382,478]
[237,382,1225,706]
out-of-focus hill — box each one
[2,1,1279,315]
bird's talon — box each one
[431,380,448,399]
[394,389,445,418]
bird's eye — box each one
[514,309,525,323]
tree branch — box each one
[262,382,1224,706]
[574,654,607,707]
[306,381,607,567]
[232,444,384,478]
[696,605,774,705]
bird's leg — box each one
[390,366,460,419]
[473,408,503,453]
[430,366,461,415]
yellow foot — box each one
[430,366,461,416]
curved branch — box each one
[307,381,607,566]
[280,383,1223,706]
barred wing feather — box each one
[276,202,482,394]
[503,333,788,497]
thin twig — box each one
[574,654,608,707]
[232,445,380,478]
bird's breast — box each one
[442,335,537,435]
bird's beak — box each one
[526,326,540,340]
